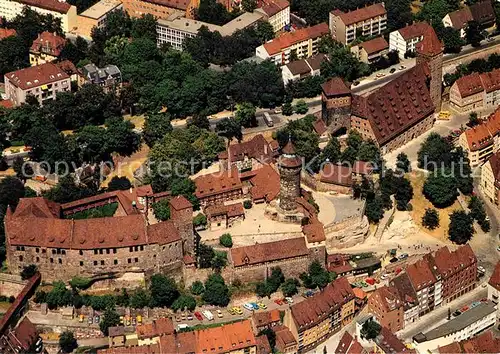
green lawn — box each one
[66,203,118,220]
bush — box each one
[193,213,207,227]
[422,208,439,230]
[243,200,252,209]
[219,233,233,248]
[190,280,205,295]
[294,100,309,114]
[69,276,92,290]
[20,264,38,280]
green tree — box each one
[360,318,381,340]
[448,210,473,244]
[294,100,308,114]
[255,21,274,42]
[465,20,484,47]
[396,152,411,173]
[395,177,413,210]
[256,281,274,298]
[281,278,299,297]
[131,14,158,41]
[212,251,228,271]
[143,113,173,147]
[365,195,384,223]
[469,111,480,126]
[69,277,92,290]
[196,0,233,25]
[187,114,211,130]
[107,176,132,191]
[243,200,252,209]
[43,176,97,204]
[242,0,258,11]
[216,118,243,145]
[235,102,257,127]
[422,208,440,230]
[417,133,452,170]
[442,26,464,53]
[99,307,120,336]
[423,170,458,207]
[468,196,486,223]
[198,243,215,269]
[268,267,285,291]
[282,102,293,116]
[59,330,78,353]
[203,273,230,306]
[152,199,171,221]
[20,264,38,280]
[172,295,197,311]
[130,288,151,308]
[190,280,205,295]
[193,213,207,228]
[219,233,233,248]
[385,0,412,31]
[149,274,179,307]
[0,177,27,210]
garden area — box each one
[65,203,118,220]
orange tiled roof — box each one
[332,3,386,26]
[358,36,388,54]
[252,309,280,328]
[194,169,243,199]
[447,7,473,30]
[320,163,352,186]
[321,77,351,96]
[0,28,16,39]
[416,25,443,56]
[455,73,484,98]
[6,62,69,90]
[479,68,500,93]
[30,31,67,57]
[489,261,500,291]
[405,258,436,291]
[259,0,289,17]
[263,23,329,55]
[18,0,72,13]
[136,318,174,339]
[398,22,431,41]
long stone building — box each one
[4,188,195,281]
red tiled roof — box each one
[249,164,280,202]
[256,334,272,354]
[136,317,174,339]
[479,68,500,93]
[455,73,484,97]
[320,163,352,186]
[347,339,365,354]
[7,317,38,351]
[488,261,500,291]
[313,118,327,135]
[461,330,500,353]
[416,25,443,56]
[290,277,354,329]
[147,221,182,245]
[5,62,69,90]
[55,60,82,77]
[302,220,326,243]
[194,170,243,199]
[30,31,66,57]
[438,342,462,354]
[259,0,289,17]
[358,36,388,55]
[0,28,16,39]
[169,195,192,210]
[196,320,256,353]
[371,286,402,312]
[353,287,366,299]
[0,99,13,108]
[432,245,476,279]
[205,203,245,218]
[335,331,354,354]
[397,22,431,41]
[230,237,309,267]
[375,327,414,353]
[464,122,493,152]
[218,134,274,163]
[142,0,190,10]
[252,309,280,328]
[321,77,351,97]
[18,0,72,13]
[332,3,386,26]
[14,197,61,218]
[447,7,473,30]
[274,326,297,352]
[406,258,436,290]
[470,1,495,26]
[263,23,329,55]
[351,64,434,146]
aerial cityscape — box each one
[0,0,499,353]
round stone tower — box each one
[278,138,302,212]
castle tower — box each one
[416,25,443,112]
[278,139,302,212]
[321,77,352,133]
[169,196,195,256]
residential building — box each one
[335,331,367,354]
[450,68,500,113]
[136,317,174,346]
[367,286,404,332]
[284,277,355,352]
[374,327,414,354]
[281,53,327,85]
[459,107,500,167]
[218,134,276,171]
[4,192,195,281]
[274,326,298,354]
[321,77,352,133]
[0,28,16,39]
[255,0,289,33]
[405,257,441,315]
[99,320,258,354]
[4,62,70,106]
[255,23,329,65]
[389,273,420,327]
[252,309,281,332]
[0,0,77,33]
[350,36,389,64]
[29,31,67,66]
[318,161,373,194]
[205,202,245,231]
[487,261,499,318]
[156,11,265,50]
[413,302,497,353]
[122,0,199,20]
[437,330,500,353]
[329,3,387,44]
[480,152,500,203]
[82,63,122,93]
[443,1,495,38]
[0,317,43,354]
[389,22,430,59]
[76,0,124,38]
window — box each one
[129,247,133,252]
[114,259,118,265]
[61,250,66,255]
[134,257,138,263]
[128,258,131,263]
[99,249,103,255]
[101,260,105,265]
[58,258,62,264]
[36,257,39,262]
[52,249,56,255]
[94,261,98,266]
[50,258,54,263]
[80,261,84,266]
[113,248,117,254]
[42,249,46,254]
[140,245,144,251]
[79,250,83,256]
[94,249,98,255]
[36,248,39,253]
[106,249,110,254]
[19,255,23,261]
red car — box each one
[274,299,284,305]
[194,312,203,321]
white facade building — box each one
[255,0,289,33]
[389,22,430,59]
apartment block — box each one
[29,31,67,66]
[329,3,387,44]
[406,257,442,315]
[458,107,500,167]
[0,0,77,33]
[487,261,500,318]
[255,23,329,65]
[122,0,199,20]
[389,22,430,59]
[76,0,124,38]
[450,68,500,113]
[4,63,70,106]
[367,286,404,332]
[480,152,500,205]
[255,0,290,33]
[350,36,389,64]
[284,277,355,352]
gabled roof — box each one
[194,169,243,199]
[447,7,473,30]
[405,258,436,291]
[320,163,352,186]
[371,286,402,313]
[0,28,16,39]
[218,134,273,163]
[416,25,443,56]
[432,245,476,279]
[6,62,69,90]
[263,23,329,55]
[479,68,500,93]
[455,73,483,97]
[488,261,500,291]
[335,331,354,354]
[30,31,66,57]
[375,327,414,353]
[258,0,289,17]
[397,22,430,41]
[313,118,327,135]
[351,64,434,146]
[332,3,386,26]
[357,36,388,55]
[252,309,280,328]
[18,0,72,13]
[321,77,351,97]
[470,0,495,26]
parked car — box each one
[202,310,214,321]
[497,245,500,251]
[285,297,294,304]
[274,299,284,305]
[216,309,223,318]
[453,310,461,317]
[304,290,314,297]
[399,65,406,70]
[194,312,203,321]
[250,303,259,310]
[79,314,84,323]
[243,303,254,311]
[389,68,396,73]
[477,266,486,273]
[94,315,100,324]
[187,314,193,321]
[175,315,181,322]
[461,305,469,312]
[257,302,267,310]
[132,317,136,326]
[88,316,93,324]
[233,306,243,315]
[398,253,409,260]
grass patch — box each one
[66,203,118,220]
[408,171,462,242]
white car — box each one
[243,303,254,311]
[477,266,486,273]
[202,310,214,321]
[216,310,223,318]
[285,297,294,304]
[381,274,388,280]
